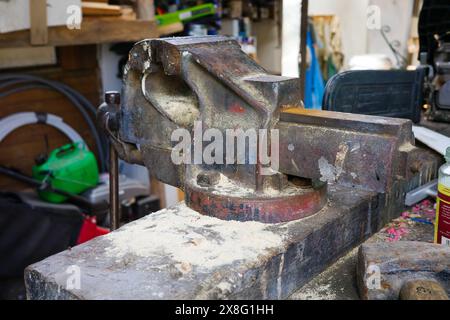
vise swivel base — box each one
[25,37,438,300]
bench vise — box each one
[24,36,440,301]
[98,36,427,225]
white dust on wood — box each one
[104,203,285,271]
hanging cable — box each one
[380,25,408,69]
[0,74,108,172]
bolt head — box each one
[105,91,121,105]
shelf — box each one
[0,18,184,48]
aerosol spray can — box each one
[435,147,450,245]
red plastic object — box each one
[76,215,109,245]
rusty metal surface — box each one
[112,36,328,222]
[278,108,418,193]
[119,36,303,191]
[185,174,327,223]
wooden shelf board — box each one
[157,22,184,36]
[0,18,183,48]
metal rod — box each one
[104,91,121,231]
[299,0,309,102]
[109,143,120,230]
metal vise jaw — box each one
[98,36,425,224]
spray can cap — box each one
[446,146,450,163]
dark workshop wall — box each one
[0,45,102,191]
